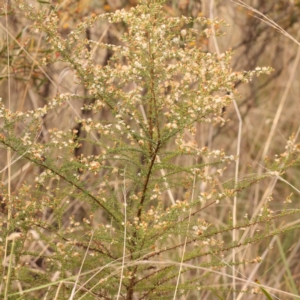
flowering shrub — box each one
[1,0,299,299]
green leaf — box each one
[259,286,273,300]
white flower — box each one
[172,37,180,44]
[134,61,142,69]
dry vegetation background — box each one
[1,0,300,299]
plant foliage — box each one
[0,0,300,299]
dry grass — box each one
[1,0,300,299]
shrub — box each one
[1,0,299,299]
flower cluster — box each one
[2,1,294,299]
